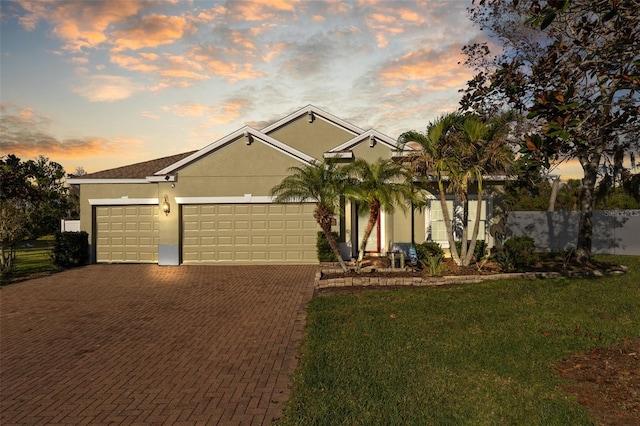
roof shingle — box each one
[81,151,197,179]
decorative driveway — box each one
[1,264,316,425]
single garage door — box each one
[182,203,318,264]
[95,205,159,263]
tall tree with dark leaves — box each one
[1,155,69,276]
[461,0,640,263]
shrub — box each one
[52,231,89,268]
[414,242,444,264]
[415,242,445,275]
[317,231,340,262]
[493,235,537,272]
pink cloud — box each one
[0,104,140,159]
[378,47,472,90]
[16,0,143,52]
[112,14,196,52]
[71,75,140,102]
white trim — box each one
[89,197,159,206]
[146,175,176,182]
[261,104,364,135]
[323,152,353,159]
[327,129,401,153]
[155,126,316,175]
[175,195,317,204]
[67,178,149,184]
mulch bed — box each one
[556,339,640,425]
[321,257,627,280]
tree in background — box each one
[344,158,417,266]
[1,155,69,275]
[270,159,349,272]
[462,0,640,262]
[66,166,86,219]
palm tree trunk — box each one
[438,181,462,266]
[461,196,469,265]
[315,205,348,272]
[465,190,484,266]
[358,201,380,264]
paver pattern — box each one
[1,264,316,425]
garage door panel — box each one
[235,220,249,230]
[182,203,318,264]
[252,220,267,230]
[218,220,233,229]
[218,236,233,245]
[252,235,267,245]
[234,236,250,245]
[218,205,233,215]
[269,220,284,230]
[95,205,159,263]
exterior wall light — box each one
[161,194,171,216]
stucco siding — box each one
[178,136,303,180]
[351,144,395,163]
[267,115,356,159]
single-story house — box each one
[68,105,502,265]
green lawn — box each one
[279,255,640,425]
[2,237,58,283]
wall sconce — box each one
[308,111,315,123]
[244,130,252,145]
[369,136,376,147]
[161,194,171,216]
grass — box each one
[278,255,640,425]
[2,237,58,284]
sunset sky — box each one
[0,0,584,178]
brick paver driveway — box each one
[1,264,316,425]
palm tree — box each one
[400,113,465,265]
[401,113,514,266]
[344,158,417,265]
[269,159,348,272]
[455,114,514,266]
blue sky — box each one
[0,0,583,177]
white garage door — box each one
[182,203,318,264]
[95,205,159,263]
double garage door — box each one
[182,203,318,263]
[95,203,319,264]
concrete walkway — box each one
[1,264,316,425]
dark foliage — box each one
[317,231,340,262]
[52,231,89,268]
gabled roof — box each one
[67,151,197,182]
[327,129,401,152]
[155,126,317,175]
[69,105,396,183]
[261,104,364,136]
[323,129,402,159]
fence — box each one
[60,219,81,232]
[507,210,640,255]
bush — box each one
[415,242,445,275]
[52,231,89,268]
[317,231,340,262]
[414,242,445,264]
[493,235,537,272]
